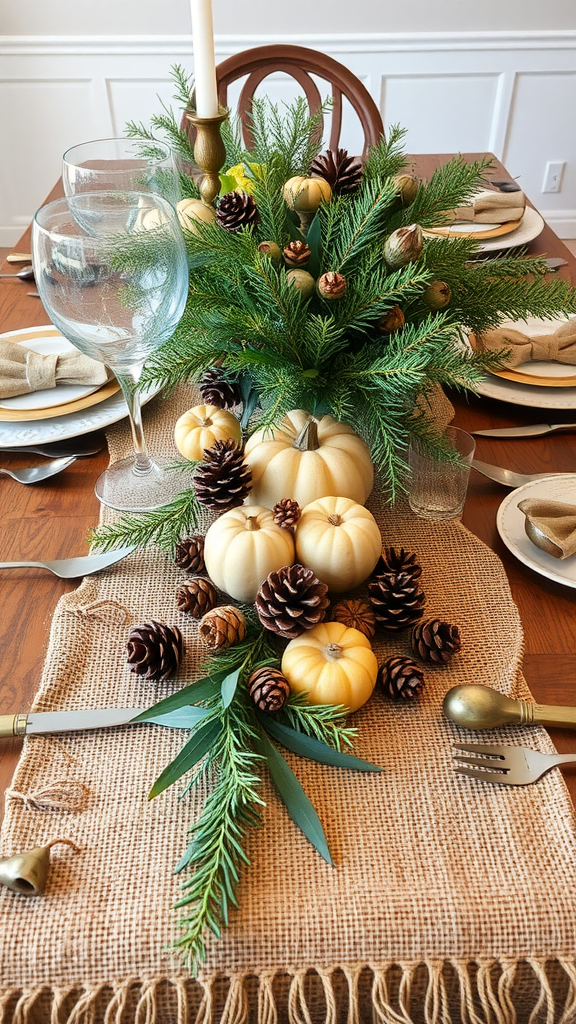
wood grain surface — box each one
[1,158,576,820]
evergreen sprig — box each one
[89,482,202,554]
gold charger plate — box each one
[0,326,119,422]
[489,366,576,388]
[423,217,523,241]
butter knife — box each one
[0,706,209,738]
[473,422,576,438]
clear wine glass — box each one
[62,137,181,213]
[32,191,189,512]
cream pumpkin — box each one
[174,405,242,462]
[243,411,373,508]
[294,495,381,592]
[281,620,377,713]
[283,176,332,213]
[203,505,295,604]
[176,197,217,234]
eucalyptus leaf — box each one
[132,671,227,722]
[306,212,322,279]
[256,727,332,865]
[221,666,242,708]
[149,719,222,798]
[142,706,214,730]
[259,712,382,772]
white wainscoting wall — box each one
[1,31,575,246]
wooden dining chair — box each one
[184,45,384,157]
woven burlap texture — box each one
[2,387,576,1024]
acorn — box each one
[258,241,282,267]
[392,173,419,206]
[384,224,423,269]
[423,280,451,309]
[317,271,346,301]
[377,305,405,335]
[286,269,316,299]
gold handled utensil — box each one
[6,252,32,264]
[443,684,576,730]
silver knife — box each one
[0,706,208,738]
[473,422,576,438]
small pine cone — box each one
[256,563,329,639]
[126,620,183,680]
[199,367,242,409]
[317,271,346,301]
[174,534,206,574]
[273,498,301,530]
[283,240,311,268]
[331,598,376,639]
[194,439,252,511]
[412,618,461,664]
[309,148,363,195]
[248,666,290,713]
[377,305,405,336]
[199,605,247,649]
[217,190,260,233]
[176,576,218,619]
[378,655,425,700]
[368,571,426,631]
[373,546,422,582]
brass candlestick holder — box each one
[184,106,229,207]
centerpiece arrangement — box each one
[90,67,576,973]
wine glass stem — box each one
[115,369,154,475]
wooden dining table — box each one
[1,152,576,828]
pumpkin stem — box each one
[324,643,343,662]
[327,514,342,527]
[244,516,260,531]
[199,416,212,427]
[292,416,320,452]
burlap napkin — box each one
[470,318,576,367]
[519,497,576,558]
[0,339,110,400]
[450,188,526,224]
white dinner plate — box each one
[0,331,112,412]
[477,206,544,253]
[497,476,576,588]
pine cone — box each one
[174,535,206,574]
[199,367,242,409]
[248,666,290,713]
[373,547,422,582]
[317,271,346,300]
[283,241,311,268]
[273,498,301,530]
[194,439,252,511]
[378,655,425,700]
[176,577,218,619]
[377,306,405,336]
[331,598,376,639]
[368,571,426,631]
[412,618,461,663]
[126,621,183,680]
[256,564,329,639]
[217,190,260,233]
[199,605,246,649]
[309,148,363,195]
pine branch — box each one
[89,484,203,555]
[362,125,409,182]
[283,696,357,751]
[408,156,494,228]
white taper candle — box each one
[190,0,219,118]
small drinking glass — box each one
[408,427,476,521]
[32,191,189,512]
[62,137,181,212]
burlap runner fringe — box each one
[3,961,576,1024]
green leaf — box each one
[219,173,239,194]
[149,719,222,798]
[221,666,242,708]
[132,671,226,722]
[139,707,214,730]
[306,212,322,278]
[258,712,382,772]
[256,727,333,864]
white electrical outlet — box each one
[542,161,565,193]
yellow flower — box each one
[223,162,263,195]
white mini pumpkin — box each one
[294,495,381,592]
[174,405,242,462]
[203,505,295,604]
[176,197,217,234]
[243,410,373,508]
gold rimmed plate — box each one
[424,218,523,241]
[0,326,119,422]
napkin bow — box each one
[450,189,526,225]
[470,319,576,368]
[0,340,110,400]
[519,498,576,559]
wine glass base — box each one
[94,456,193,512]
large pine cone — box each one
[174,534,205,574]
[194,439,252,511]
[199,367,242,410]
[199,605,246,649]
[217,190,260,233]
[309,148,363,194]
[255,564,329,639]
[248,666,290,713]
[412,618,461,663]
[373,547,422,582]
[368,570,426,631]
[378,655,425,700]
[126,621,183,680]
[176,577,218,619]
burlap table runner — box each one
[2,387,576,1024]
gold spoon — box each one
[443,684,576,730]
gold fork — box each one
[453,742,576,786]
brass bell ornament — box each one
[0,838,79,896]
